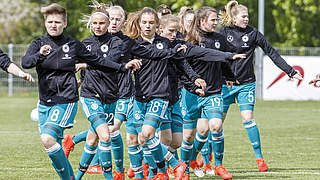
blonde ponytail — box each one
[219,0,247,27]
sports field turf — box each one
[0,96,319,179]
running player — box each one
[21,3,139,180]
[219,0,303,172]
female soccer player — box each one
[177,7,195,39]
[21,3,140,180]
[180,6,239,180]
[219,0,303,172]
[125,7,210,180]
[74,3,142,180]
[0,49,34,82]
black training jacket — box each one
[0,49,12,72]
[80,33,122,104]
[133,34,185,102]
[219,25,296,84]
[21,34,126,106]
[183,31,235,96]
[114,31,182,100]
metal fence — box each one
[1,44,320,97]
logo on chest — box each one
[86,45,91,52]
[62,44,71,60]
[241,34,249,48]
[214,41,221,49]
[227,35,234,42]
[156,42,164,49]
[101,44,109,58]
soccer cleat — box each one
[132,178,144,180]
[209,154,213,163]
[142,162,149,179]
[190,160,204,177]
[86,165,103,174]
[114,170,125,180]
[127,167,135,178]
[62,134,75,158]
[166,168,174,178]
[181,173,190,180]
[203,164,215,175]
[173,161,187,180]
[256,158,269,172]
[214,165,232,180]
[196,154,204,167]
[155,172,169,180]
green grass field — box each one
[0,96,319,180]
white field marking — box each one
[233,171,320,175]
[0,167,50,171]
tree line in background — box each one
[0,0,319,47]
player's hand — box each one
[195,89,205,97]
[125,59,142,71]
[194,78,206,91]
[226,80,239,89]
[290,71,303,80]
[75,63,87,72]
[19,71,35,82]
[40,45,52,55]
[177,44,187,53]
[232,54,246,60]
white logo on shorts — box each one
[91,103,98,110]
[181,109,186,117]
[134,113,141,120]
[156,43,164,49]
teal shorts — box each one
[132,98,169,133]
[38,102,78,140]
[115,97,134,122]
[181,89,223,130]
[80,97,116,134]
[222,82,256,113]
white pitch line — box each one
[233,171,320,175]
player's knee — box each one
[160,136,172,146]
[141,126,155,140]
[99,133,111,142]
[40,134,56,148]
[109,120,121,133]
[197,128,209,136]
[126,134,138,146]
[138,133,146,145]
[209,119,223,132]
[170,139,182,149]
[183,133,194,143]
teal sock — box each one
[73,130,89,144]
[128,145,144,179]
[99,141,112,179]
[168,147,179,160]
[76,143,97,180]
[244,120,263,159]
[111,130,124,172]
[201,141,210,165]
[162,145,180,169]
[143,145,157,178]
[180,140,193,174]
[47,143,73,180]
[89,150,99,165]
[208,131,213,158]
[191,132,208,160]
[212,130,224,166]
[145,136,166,173]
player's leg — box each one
[126,101,145,179]
[38,103,78,180]
[109,98,131,178]
[237,82,268,171]
[142,99,186,179]
[205,94,232,180]
[63,130,89,158]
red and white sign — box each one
[263,56,320,100]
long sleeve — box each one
[256,31,296,77]
[76,41,125,72]
[173,59,200,83]
[186,44,234,62]
[0,49,12,71]
[21,39,46,69]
